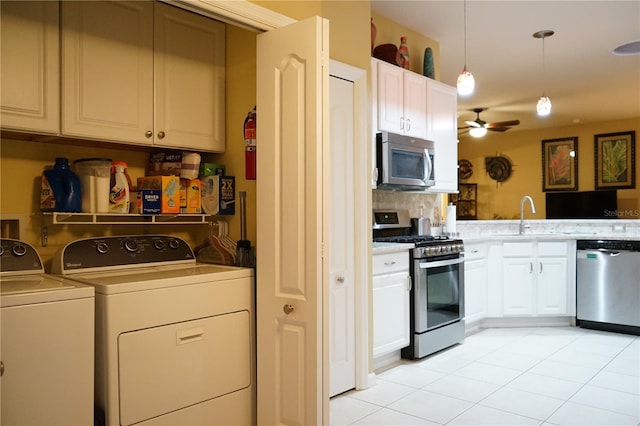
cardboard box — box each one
[201,175,235,215]
[147,151,182,176]
[139,190,161,214]
[199,162,225,177]
[180,178,202,213]
[137,175,180,213]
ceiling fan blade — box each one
[464,120,482,127]
[487,126,512,132]
[486,120,520,128]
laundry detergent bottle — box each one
[40,157,82,212]
[109,161,130,213]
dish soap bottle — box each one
[109,161,130,213]
[40,157,82,212]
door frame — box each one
[167,0,371,393]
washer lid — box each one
[58,263,253,295]
[1,274,94,307]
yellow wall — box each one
[458,117,640,219]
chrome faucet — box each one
[519,195,536,234]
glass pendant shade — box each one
[537,95,552,116]
[457,66,475,96]
[469,126,487,138]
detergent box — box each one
[137,175,180,214]
[180,178,202,214]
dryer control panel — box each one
[54,235,195,273]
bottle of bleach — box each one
[109,161,130,213]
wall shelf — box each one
[43,212,210,225]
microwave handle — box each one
[424,149,433,182]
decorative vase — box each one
[423,47,435,79]
[396,36,409,69]
[370,18,377,53]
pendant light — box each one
[534,30,554,116]
[457,0,475,96]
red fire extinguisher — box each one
[244,106,256,180]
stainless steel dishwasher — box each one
[576,240,640,334]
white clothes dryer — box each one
[53,235,254,426]
[0,238,94,426]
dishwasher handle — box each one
[578,248,624,257]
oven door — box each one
[414,255,465,333]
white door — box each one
[329,75,356,397]
[256,16,329,426]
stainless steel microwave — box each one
[376,132,435,190]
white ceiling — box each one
[371,1,640,134]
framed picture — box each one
[594,131,636,190]
[542,137,578,192]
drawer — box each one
[538,241,568,256]
[464,243,487,260]
[373,250,409,275]
[503,242,534,257]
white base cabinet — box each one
[502,241,569,316]
[464,242,488,325]
[372,248,411,358]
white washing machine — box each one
[52,235,254,426]
[0,238,94,426]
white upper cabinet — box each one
[375,59,427,139]
[1,1,60,134]
[62,1,225,152]
[425,79,458,193]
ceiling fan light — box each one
[457,67,475,96]
[469,126,487,138]
[537,95,552,116]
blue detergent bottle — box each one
[40,157,82,212]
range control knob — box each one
[96,243,109,254]
[123,239,138,253]
[169,239,180,249]
[154,239,166,250]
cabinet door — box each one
[1,1,59,134]
[464,258,487,324]
[502,257,535,315]
[372,271,410,357]
[536,256,568,315]
[154,3,225,152]
[426,79,458,192]
[376,60,403,134]
[62,1,154,144]
[402,72,427,138]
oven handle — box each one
[418,257,464,269]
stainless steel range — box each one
[373,209,465,359]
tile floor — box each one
[330,327,640,426]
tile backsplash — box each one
[372,190,441,220]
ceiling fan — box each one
[458,108,520,137]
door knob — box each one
[283,304,294,315]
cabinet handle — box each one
[336,276,345,284]
[384,261,396,266]
[0,360,4,377]
[407,276,412,291]
[157,131,166,139]
[400,117,405,130]
[145,130,153,138]
[539,262,543,274]
[529,262,533,274]
[405,118,411,131]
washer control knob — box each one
[12,244,27,257]
[169,239,180,249]
[96,243,109,254]
[154,239,166,250]
[124,239,138,253]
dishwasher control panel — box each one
[577,240,640,251]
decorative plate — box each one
[485,156,512,182]
[458,159,473,180]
